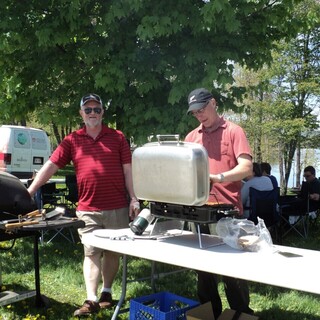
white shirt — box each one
[241,176,274,217]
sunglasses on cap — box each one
[80,93,102,107]
[83,107,103,115]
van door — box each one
[30,129,51,172]
[11,128,32,176]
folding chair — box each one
[38,182,76,244]
[65,175,78,216]
[41,208,77,245]
[278,195,309,240]
[309,209,319,227]
[248,187,280,242]
[40,182,62,209]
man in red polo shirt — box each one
[185,88,253,319]
[28,93,139,316]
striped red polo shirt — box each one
[50,125,131,211]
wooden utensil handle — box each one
[25,209,40,218]
[5,221,39,229]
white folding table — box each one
[82,229,320,319]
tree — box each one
[270,0,320,192]
[0,0,303,145]
[236,0,320,193]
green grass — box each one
[1,168,319,319]
[0,221,319,320]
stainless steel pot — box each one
[132,135,209,206]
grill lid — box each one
[0,172,36,217]
[132,135,210,206]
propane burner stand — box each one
[150,202,236,224]
[150,202,237,249]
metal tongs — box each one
[2,209,41,230]
[1,206,66,231]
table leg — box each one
[112,254,128,320]
[33,233,44,307]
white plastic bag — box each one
[216,217,273,252]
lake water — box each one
[271,165,296,187]
[271,149,320,187]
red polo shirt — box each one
[50,125,131,211]
[185,117,252,213]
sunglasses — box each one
[80,93,102,107]
[304,174,312,178]
[191,101,210,117]
[83,107,102,115]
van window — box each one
[30,131,48,150]
[14,130,31,149]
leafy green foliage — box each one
[0,0,304,144]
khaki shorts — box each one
[77,207,129,256]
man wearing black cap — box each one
[185,88,253,318]
[28,93,140,316]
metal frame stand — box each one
[0,232,44,307]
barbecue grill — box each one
[0,171,42,306]
[132,135,237,226]
[0,172,85,307]
[149,202,236,223]
[0,171,36,221]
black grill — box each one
[150,202,237,223]
[0,172,36,236]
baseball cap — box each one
[187,88,213,114]
[80,93,103,107]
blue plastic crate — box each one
[129,291,199,320]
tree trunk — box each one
[279,142,286,195]
[52,123,62,145]
[296,145,301,188]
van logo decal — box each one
[16,157,27,162]
[17,133,27,145]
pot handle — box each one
[156,134,180,144]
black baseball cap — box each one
[80,93,103,107]
[187,88,213,114]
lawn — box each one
[0,171,319,319]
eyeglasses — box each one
[191,101,210,117]
[80,93,102,107]
[304,174,313,178]
[83,107,102,115]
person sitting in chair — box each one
[298,166,320,220]
[260,162,278,189]
[241,162,274,218]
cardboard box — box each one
[218,309,259,320]
[186,304,259,320]
[186,302,214,320]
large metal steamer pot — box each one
[132,135,210,206]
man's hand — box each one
[309,193,320,201]
[129,198,140,220]
[209,173,224,184]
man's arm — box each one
[309,180,320,201]
[123,163,139,219]
[27,160,59,197]
[209,154,253,184]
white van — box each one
[0,125,51,179]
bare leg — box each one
[101,251,120,289]
[83,253,102,300]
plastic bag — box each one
[216,217,273,252]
